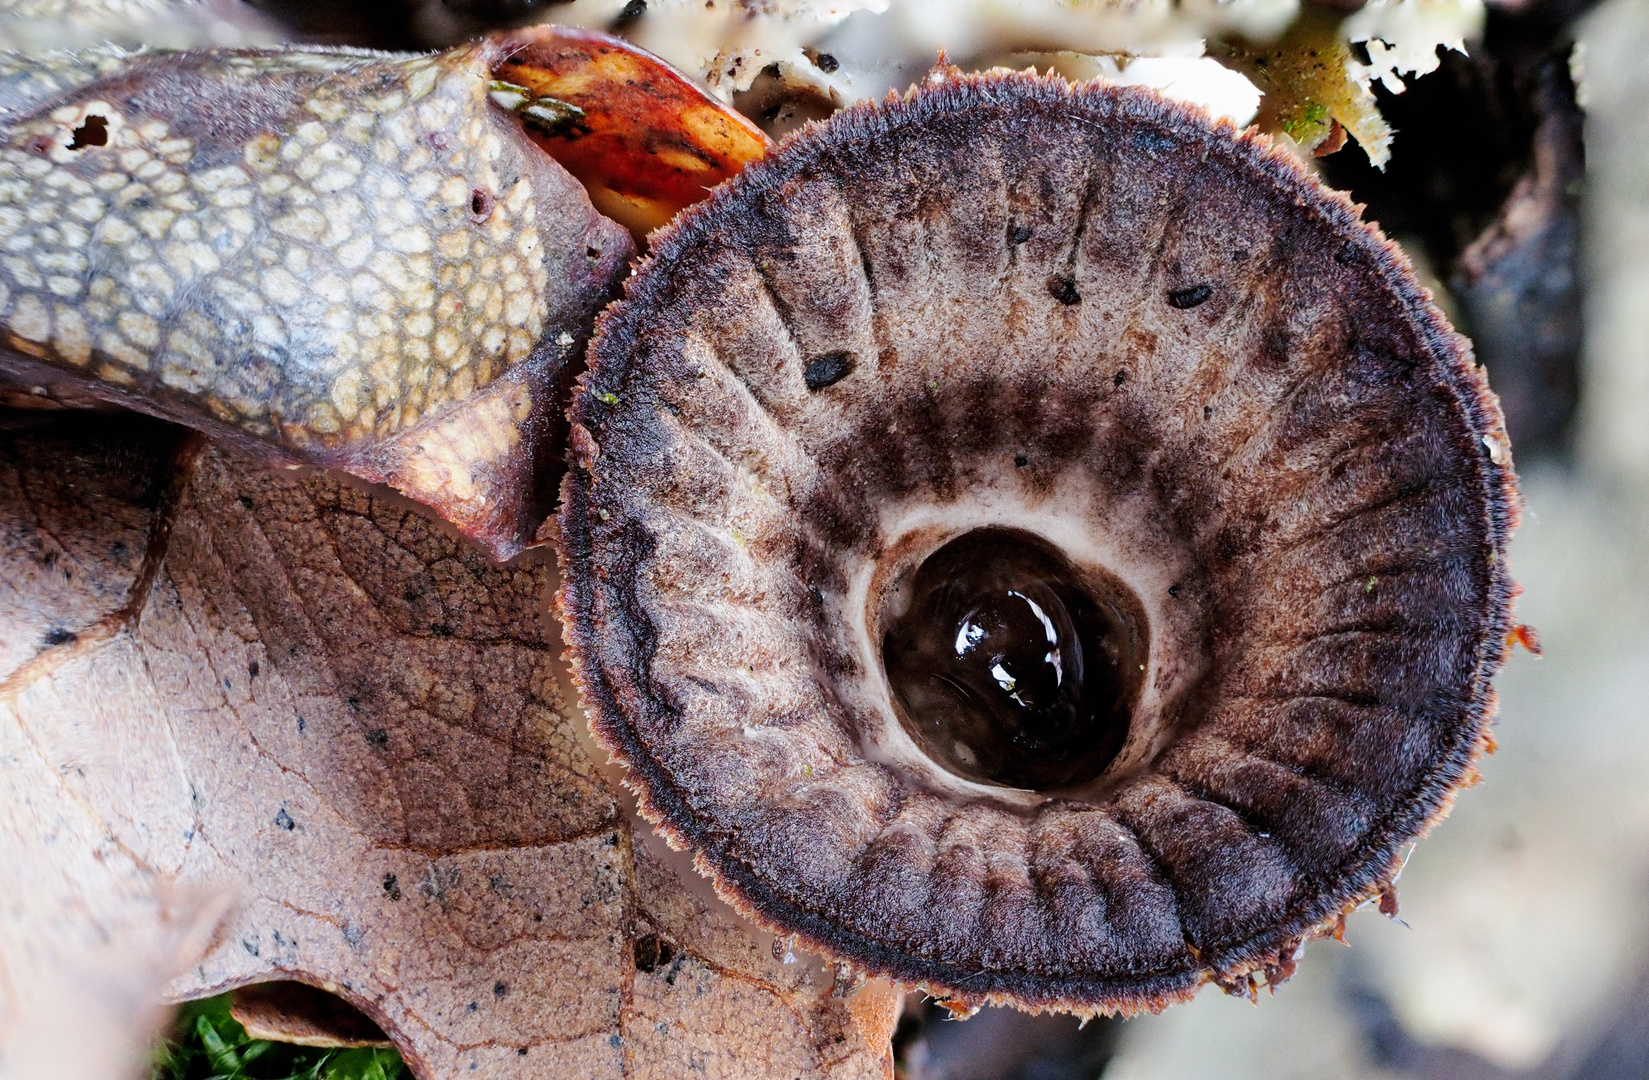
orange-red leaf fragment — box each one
[493,26,772,241]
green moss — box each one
[151,995,407,1080]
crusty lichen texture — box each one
[0,41,633,556]
[3,47,588,442]
[559,72,1519,1015]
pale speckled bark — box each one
[0,43,634,558]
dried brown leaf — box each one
[229,982,394,1048]
[0,410,890,1080]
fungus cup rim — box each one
[556,69,1520,1015]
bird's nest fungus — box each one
[558,72,1518,1015]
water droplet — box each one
[882,529,1145,789]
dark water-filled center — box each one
[882,528,1145,790]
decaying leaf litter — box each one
[0,410,893,1079]
[0,1,1514,1078]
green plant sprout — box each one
[151,995,407,1080]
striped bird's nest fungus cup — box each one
[558,72,1518,1014]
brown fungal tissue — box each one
[559,73,1519,1014]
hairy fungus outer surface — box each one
[558,73,1518,1014]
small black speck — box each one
[609,1035,623,1049]
[248,660,259,678]
[605,832,619,845]
[223,678,232,690]
[614,0,645,24]
[518,1048,528,1057]
[633,932,678,973]
[1008,224,1032,245]
[1113,370,1127,387]
[111,541,127,559]
[1168,283,1213,309]
[1014,454,1028,468]
[467,1002,478,1013]
[1048,274,1081,305]
[1130,128,1176,155]
[813,51,839,73]
[383,873,402,900]
[67,114,108,150]
[296,715,306,733]
[1168,584,1181,598]
[274,808,294,830]
[494,981,508,998]
[804,351,854,391]
[586,246,600,260]
[242,937,260,957]
[365,728,389,748]
[346,696,361,714]
[1203,404,1213,419]
[42,627,76,647]
[238,495,254,510]
[431,623,452,637]
[808,584,824,605]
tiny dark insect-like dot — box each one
[814,51,839,73]
[42,627,76,647]
[1204,404,1214,419]
[248,660,260,678]
[1014,454,1029,468]
[1113,369,1127,387]
[1168,283,1213,309]
[614,0,646,23]
[1048,274,1081,305]
[274,808,295,830]
[470,188,494,220]
[804,351,854,391]
[67,115,108,150]
[365,728,389,748]
[383,873,402,900]
[1009,224,1033,245]
[494,981,508,998]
